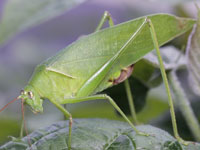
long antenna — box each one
[0,97,19,112]
[21,99,32,149]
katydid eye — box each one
[20,90,27,95]
[20,90,24,95]
[28,91,33,98]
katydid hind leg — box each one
[95,11,114,32]
[146,18,189,145]
[61,94,148,136]
[49,100,73,150]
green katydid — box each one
[0,12,196,149]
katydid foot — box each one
[68,115,73,150]
[176,136,192,146]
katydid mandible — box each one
[0,12,195,149]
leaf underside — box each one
[0,119,199,150]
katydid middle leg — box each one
[124,79,139,125]
[61,94,148,136]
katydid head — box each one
[19,85,43,114]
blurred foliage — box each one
[0,118,20,145]
[0,0,88,45]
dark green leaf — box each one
[1,119,199,150]
[162,141,182,150]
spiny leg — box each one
[49,100,72,150]
[61,94,148,136]
[146,18,189,145]
[95,11,114,31]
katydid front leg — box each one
[61,94,146,136]
[49,99,73,150]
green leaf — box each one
[0,119,199,150]
[0,0,87,45]
[186,12,200,96]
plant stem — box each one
[168,70,200,141]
